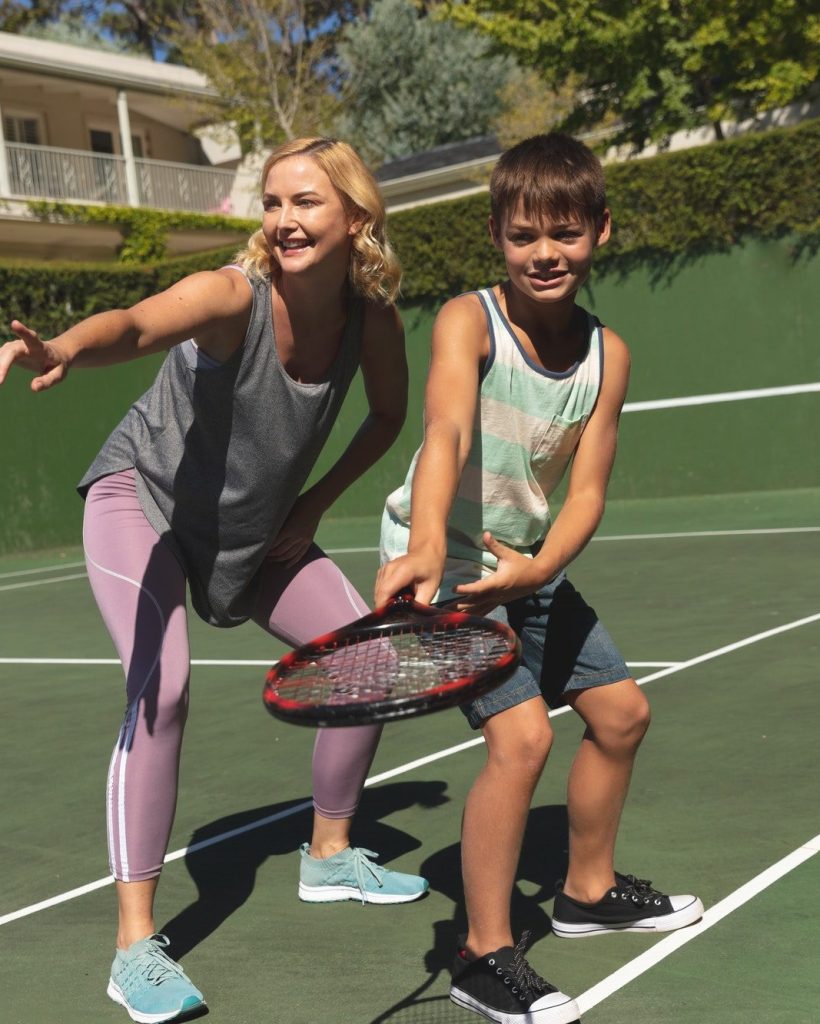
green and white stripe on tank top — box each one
[381,287,604,593]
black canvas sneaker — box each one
[449,931,580,1023]
[552,872,704,938]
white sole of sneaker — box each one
[298,882,427,904]
[552,895,704,938]
[106,979,204,1023]
[450,986,580,1024]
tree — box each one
[0,0,76,34]
[95,2,192,60]
[169,0,344,151]
[334,0,518,165]
[490,68,582,150]
[0,1,189,59]
[443,0,820,149]
[17,11,138,52]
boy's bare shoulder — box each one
[434,292,489,340]
[601,324,631,365]
[437,291,486,324]
[432,293,491,361]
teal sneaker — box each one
[298,843,429,904]
[107,933,205,1023]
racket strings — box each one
[273,624,514,706]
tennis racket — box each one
[262,590,521,726]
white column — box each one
[0,101,12,197]
[116,90,140,207]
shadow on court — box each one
[161,780,450,958]
[366,804,570,1024]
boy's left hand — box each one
[452,532,544,615]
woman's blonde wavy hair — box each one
[234,137,401,304]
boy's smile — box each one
[491,204,610,306]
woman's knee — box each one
[125,655,190,732]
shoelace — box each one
[350,847,385,904]
[620,874,662,903]
[130,935,187,988]
[506,931,557,997]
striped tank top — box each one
[381,287,604,591]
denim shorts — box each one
[460,572,629,729]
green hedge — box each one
[0,247,240,337]
[390,117,820,300]
[26,201,255,263]
[2,117,818,331]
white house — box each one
[1,29,815,262]
[0,30,258,260]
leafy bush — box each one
[26,202,254,264]
[3,118,817,330]
[0,248,239,337]
[391,117,820,300]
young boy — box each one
[375,134,703,1024]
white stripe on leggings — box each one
[85,554,169,883]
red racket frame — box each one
[263,591,521,726]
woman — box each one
[1,137,427,1023]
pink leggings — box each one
[83,470,382,882]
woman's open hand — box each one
[0,321,69,391]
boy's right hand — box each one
[374,551,444,608]
[0,321,69,391]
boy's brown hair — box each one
[490,133,607,233]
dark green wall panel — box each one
[1,238,817,553]
[1,357,164,552]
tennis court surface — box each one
[2,487,819,1024]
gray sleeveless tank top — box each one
[78,269,364,627]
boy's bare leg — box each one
[116,877,159,949]
[462,698,553,955]
[562,679,650,903]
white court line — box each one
[0,561,85,580]
[2,526,818,590]
[0,658,275,666]
[0,658,680,668]
[592,526,820,542]
[622,382,820,412]
[625,661,680,668]
[2,609,817,928]
[6,524,818,589]
[576,833,820,1015]
[0,573,88,592]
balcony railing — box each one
[3,142,237,214]
[135,156,235,213]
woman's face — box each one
[261,156,358,277]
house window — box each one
[90,128,145,158]
[3,115,42,145]
[90,128,115,154]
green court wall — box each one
[1,236,817,554]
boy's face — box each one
[489,203,610,306]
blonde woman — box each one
[1,137,427,1023]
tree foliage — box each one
[334,0,517,164]
[0,1,186,58]
[169,0,349,150]
[0,0,66,34]
[12,117,816,306]
[443,0,820,149]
